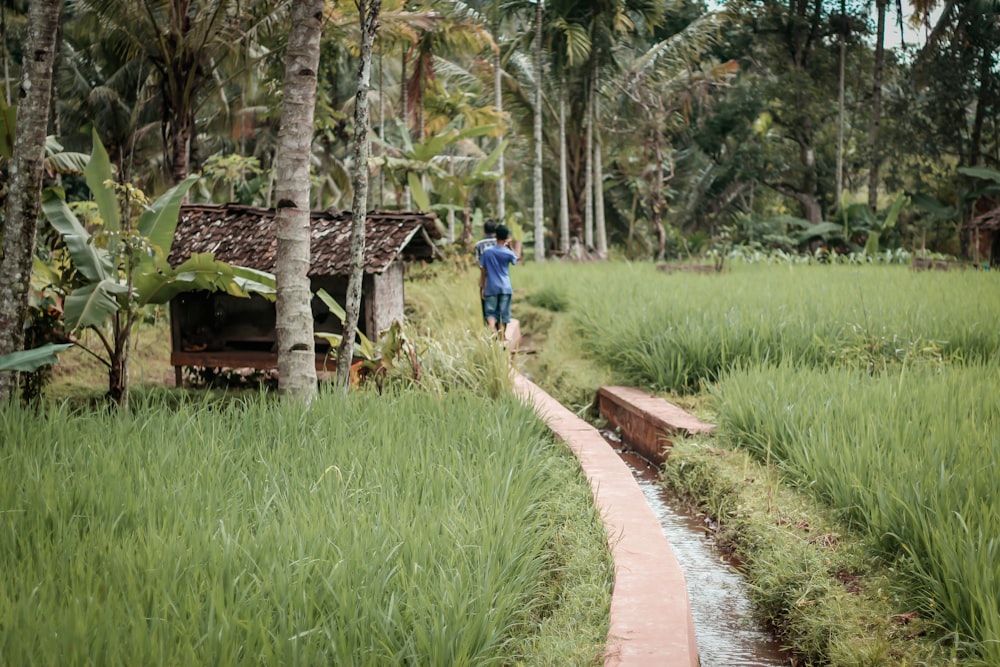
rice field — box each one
[518,261,1000,392]
[517,259,1000,663]
[0,389,610,665]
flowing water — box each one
[603,431,791,667]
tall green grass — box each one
[517,262,1000,392]
[512,260,1000,662]
[714,363,1000,664]
[0,390,609,665]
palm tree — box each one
[0,0,63,402]
[74,0,286,185]
[585,0,663,256]
[602,11,733,258]
[273,0,322,402]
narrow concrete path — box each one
[511,373,699,667]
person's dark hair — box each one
[484,219,498,235]
[495,224,510,241]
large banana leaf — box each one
[315,288,376,360]
[85,129,121,233]
[409,172,431,211]
[65,279,129,329]
[42,197,113,283]
[230,265,277,300]
[0,343,73,372]
[134,253,275,305]
[136,174,199,259]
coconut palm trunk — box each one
[0,0,63,402]
[584,67,594,251]
[493,12,506,222]
[594,134,607,258]
[533,0,545,261]
[336,0,382,390]
[274,0,323,402]
[868,0,886,212]
[558,76,570,254]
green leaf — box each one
[409,172,431,211]
[864,231,881,255]
[135,254,272,306]
[314,331,344,347]
[315,288,376,359]
[65,279,128,330]
[957,166,1000,184]
[882,193,907,231]
[46,151,90,175]
[42,197,113,283]
[475,139,508,175]
[85,129,121,233]
[0,343,73,372]
[316,288,347,321]
[910,193,957,222]
[137,174,199,257]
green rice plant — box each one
[413,329,513,399]
[713,362,1000,664]
[515,262,1000,393]
[523,285,570,313]
[0,390,609,665]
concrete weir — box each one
[596,386,715,465]
[512,374,699,667]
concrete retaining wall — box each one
[512,374,699,666]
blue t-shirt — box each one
[479,244,518,296]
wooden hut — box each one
[965,206,1000,268]
[167,203,441,382]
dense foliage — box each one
[2,0,996,258]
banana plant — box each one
[39,130,275,405]
[371,117,496,211]
[313,288,418,387]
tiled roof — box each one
[968,207,1000,231]
[169,204,442,276]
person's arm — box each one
[479,266,487,298]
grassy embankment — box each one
[3,267,612,665]
[509,260,1000,666]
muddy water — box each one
[604,432,791,666]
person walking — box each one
[478,224,519,338]
[473,219,497,323]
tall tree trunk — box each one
[835,16,846,203]
[2,2,11,103]
[0,0,63,402]
[584,59,595,250]
[969,43,992,168]
[337,0,382,390]
[652,140,666,262]
[274,0,323,402]
[558,77,569,254]
[594,134,607,258]
[532,0,545,261]
[868,0,886,212]
[493,13,506,222]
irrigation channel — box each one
[601,428,791,667]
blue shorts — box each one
[483,293,512,324]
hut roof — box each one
[966,206,1000,231]
[169,204,442,276]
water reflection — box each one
[606,432,790,667]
